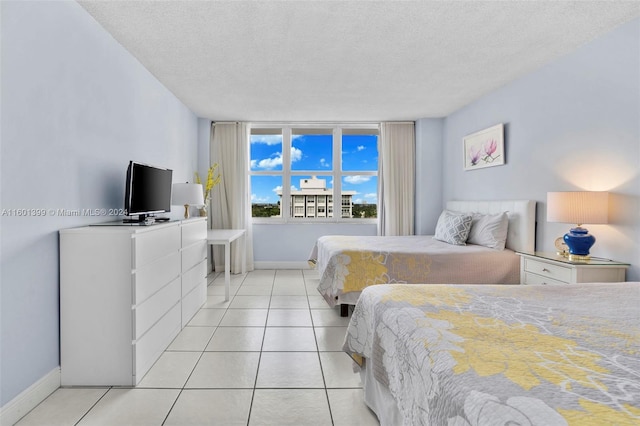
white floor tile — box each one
[242,271,276,286]
[219,308,268,326]
[186,352,260,388]
[308,295,331,309]
[327,389,380,425]
[20,270,382,426]
[137,351,201,388]
[315,326,348,351]
[249,389,332,426]
[76,388,179,426]
[236,285,273,295]
[271,283,307,295]
[275,269,303,277]
[202,295,232,309]
[262,327,317,351]
[269,295,309,309]
[16,388,108,426]
[164,389,253,425]
[187,308,226,326]
[210,273,245,286]
[206,326,265,351]
[256,352,324,388]
[311,308,351,326]
[167,326,215,351]
[229,295,271,309]
[320,352,363,388]
[207,284,239,296]
[266,309,312,327]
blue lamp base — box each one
[563,226,595,261]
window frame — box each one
[250,123,379,224]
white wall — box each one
[0,1,198,406]
[423,18,640,280]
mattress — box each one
[343,282,640,425]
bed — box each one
[310,200,537,311]
[343,282,640,425]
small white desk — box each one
[207,229,246,301]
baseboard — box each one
[0,367,60,426]
[253,261,312,270]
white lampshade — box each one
[172,183,204,219]
[547,191,609,225]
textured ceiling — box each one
[78,1,639,122]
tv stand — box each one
[123,214,151,223]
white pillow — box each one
[434,210,473,245]
[467,212,509,250]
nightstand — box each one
[516,252,629,285]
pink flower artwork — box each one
[463,124,504,170]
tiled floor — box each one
[16,269,380,426]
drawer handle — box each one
[542,268,550,273]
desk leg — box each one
[241,233,247,274]
[225,241,230,301]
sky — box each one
[250,133,378,205]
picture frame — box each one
[463,123,504,171]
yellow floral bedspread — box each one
[310,235,520,306]
[343,283,640,425]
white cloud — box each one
[251,135,282,145]
[251,194,271,203]
[344,175,371,184]
[357,145,365,151]
[252,155,283,169]
[364,193,377,198]
[291,147,303,162]
[251,147,303,170]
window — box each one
[250,125,378,221]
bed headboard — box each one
[445,200,536,253]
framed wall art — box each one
[463,123,504,171]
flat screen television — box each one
[124,161,173,222]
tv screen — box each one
[124,161,173,220]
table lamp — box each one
[546,191,608,260]
[172,183,204,219]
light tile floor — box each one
[16,269,379,426]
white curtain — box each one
[378,122,415,236]
[210,122,254,273]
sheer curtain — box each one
[378,122,415,236]
[210,122,254,273]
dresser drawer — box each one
[133,303,181,383]
[182,259,207,296]
[134,277,181,339]
[182,283,207,326]
[523,271,567,286]
[523,258,571,283]
[182,240,207,272]
[133,225,180,267]
[133,252,181,305]
[181,220,207,247]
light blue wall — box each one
[428,18,640,280]
[253,223,377,265]
[0,1,198,406]
[415,118,444,235]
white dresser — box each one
[59,218,207,386]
